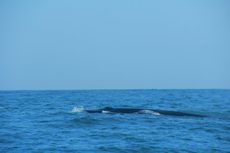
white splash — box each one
[102,110,111,114]
[140,110,161,116]
[71,106,84,113]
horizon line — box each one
[0,88,229,91]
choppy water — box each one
[0,90,230,152]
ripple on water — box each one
[71,116,100,125]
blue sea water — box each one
[0,90,230,153]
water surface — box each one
[0,90,229,152]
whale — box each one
[85,107,206,117]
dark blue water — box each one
[0,90,230,152]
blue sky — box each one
[0,0,229,90]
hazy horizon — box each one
[1,88,229,91]
[1,0,230,90]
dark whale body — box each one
[85,107,206,117]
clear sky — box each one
[0,0,229,90]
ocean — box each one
[0,90,229,153]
